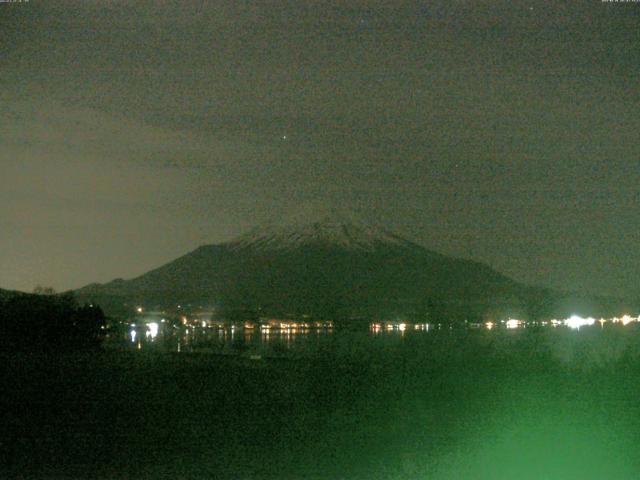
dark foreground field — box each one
[3,327,640,479]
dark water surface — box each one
[3,325,640,479]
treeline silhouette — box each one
[0,291,106,351]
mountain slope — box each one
[75,217,572,321]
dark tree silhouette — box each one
[32,285,57,296]
[0,292,106,351]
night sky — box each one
[1,0,639,298]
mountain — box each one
[75,216,624,322]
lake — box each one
[3,322,640,479]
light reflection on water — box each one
[103,316,640,358]
[107,323,412,356]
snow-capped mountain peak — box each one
[227,216,417,252]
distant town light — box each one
[620,315,634,326]
[564,315,595,330]
[147,322,159,339]
[505,318,521,329]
